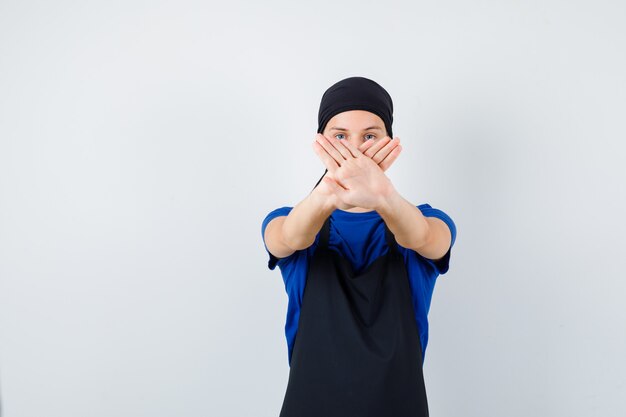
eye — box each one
[365,134,376,140]
[335,134,345,140]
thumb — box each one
[323,176,348,197]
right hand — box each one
[312,135,402,211]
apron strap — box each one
[320,216,331,248]
[384,220,398,253]
[320,214,398,253]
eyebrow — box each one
[329,126,384,132]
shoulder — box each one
[262,206,311,271]
[416,203,457,248]
[399,203,457,275]
[261,206,293,235]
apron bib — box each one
[279,215,429,417]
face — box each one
[322,110,388,150]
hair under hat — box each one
[313,76,394,191]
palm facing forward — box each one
[312,133,402,211]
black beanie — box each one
[312,76,394,191]
[317,76,394,138]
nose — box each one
[348,137,365,149]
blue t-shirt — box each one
[261,204,457,366]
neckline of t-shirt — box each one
[330,203,431,219]
[331,208,380,219]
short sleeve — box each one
[261,206,294,270]
[416,204,457,275]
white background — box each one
[1,1,625,416]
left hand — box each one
[312,133,396,210]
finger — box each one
[312,139,340,172]
[320,133,360,161]
[336,136,364,159]
[378,144,402,172]
[362,135,392,159]
[371,136,401,165]
[316,133,348,165]
[358,139,377,154]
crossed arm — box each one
[265,133,452,262]
[376,189,452,261]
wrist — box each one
[375,183,401,216]
[309,185,337,213]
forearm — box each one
[281,187,335,250]
[375,187,430,250]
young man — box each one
[262,76,457,417]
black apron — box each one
[279,215,429,417]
